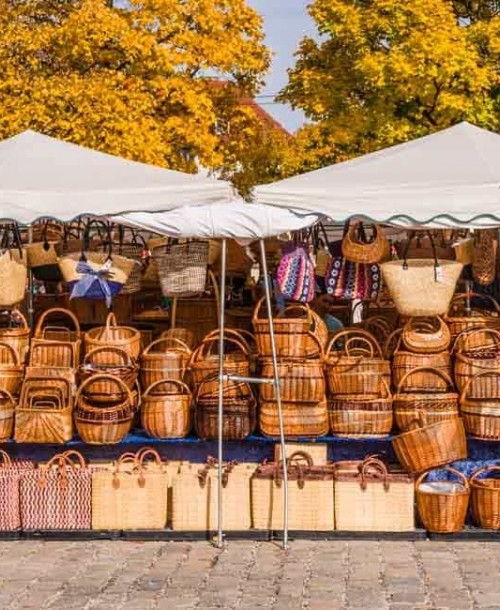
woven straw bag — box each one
[20,451,91,530]
[460,370,500,440]
[0,251,27,308]
[392,413,467,473]
[472,230,497,286]
[416,467,469,534]
[470,465,500,530]
[401,317,451,354]
[334,457,414,532]
[454,328,500,398]
[274,443,328,465]
[393,367,459,432]
[341,221,390,264]
[171,459,254,531]
[85,313,141,360]
[92,449,168,530]
[15,376,73,444]
[141,379,191,439]
[259,399,329,439]
[0,309,30,363]
[30,308,81,368]
[153,240,208,297]
[140,338,192,388]
[445,293,500,348]
[0,450,22,531]
[251,451,335,531]
[0,342,23,395]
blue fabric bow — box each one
[70,260,114,307]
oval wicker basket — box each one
[279,304,328,354]
[401,316,451,354]
[445,293,500,348]
[141,379,191,439]
[470,465,500,530]
[392,414,467,473]
[140,337,191,388]
[325,328,391,396]
[454,328,500,398]
[416,467,469,533]
[460,370,500,440]
[393,367,459,432]
[259,399,329,439]
[85,313,141,360]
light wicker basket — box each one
[470,465,500,530]
[259,399,329,439]
[85,313,141,360]
[140,337,192,388]
[445,293,500,348]
[460,371,500,440]
[401,316,451,354]
[454,328,500,398]
[30,308,81,368]
[141,379,191,439]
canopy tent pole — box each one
[216,238,227,549]
[259,238,288,549]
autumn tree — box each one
[0,0,272,180]
[282,0,500,167]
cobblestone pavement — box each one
[0,539,499,609]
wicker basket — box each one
[342,222,389,264]
[0,390,14,442]
[334,457,415,532]
[161,328,196,350]
[392,414,467,473]
[194,377,256,440]
[141,379,191,439]
[0,342,23,395]
[445,293,500,348]
[0,309,30,363]
[393,367,459,432]
[74,374,135,445]
[188,333,249,398]
[280,304,328,353]
[14,376,73,444]
[85,313,141,360]
[78,346,138,404]
[401,316,451,353]
[392,348,452,391]
[92,449,168,530]
[380,259,463,316]
[470,465,500,530]
[0,251,27,308]
[252,297,313,358]
[328,377,393,438]
[30,308,81,368]
[325,329,391,396]
[153,240,208,297]
[19,451,91,530]
[251,451,335,531]
[460,371,500,440]
[416,467,469,533]
[140,337,191,388]
[259,399,329,439]
[454,328,500,398]
[171,460,254,531]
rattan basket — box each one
[141,379,191,439]
[0,309,30,363]
[460,371,500,440]
[392,347,452,392]
[78,346,138,403]
[0,342,23,395]
[0,390,15,442]
[454,328,500,398]
[85,313,141,360]
[259,399,329,439]
[445,293,500,348]
[30,307,81,368]
[401,316,451,354]
[140,337,191,388]
[470,465,500,530]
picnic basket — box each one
[445,293,500,348]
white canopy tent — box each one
[0,130,232,223]
[254,122,500,229]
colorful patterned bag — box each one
[276,242,315,303]
[325,257,381,300]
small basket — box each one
[454,328,500,398]
[141,379,191,439]
[259,399,329,439]
[470,465,500,530]
[393,367,459,432]
[325,329,391,396]
[153,240,208,297]
[445,293,500,348]
[392,413,467,473]
[460,371,500,440]
[401,316,451,353]
[416,467,469,533]
[328,377,393,438]
[140,338,192,388]
[85,313,141,360]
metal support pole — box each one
[259,238,288,549]
[27,226,34,331]
[216,238,227,549]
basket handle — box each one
[452,327,500,353]
[188,335,249,366]
[142,379,191,398]
[470,464,500,484]
[408,408,428,431]
[396,366,455,394]
[39,451,86,489]
[40,326,72,342]
[0,388,14,403]
[252,296,312,325]
[416,466,469,491]
[142,337,192,356]
[344,336,375,358]
[203,328,252,353]
[194,372,251,403]
[34,307,81,340]
[383,328,403,358]
[360,457,390,491]
[28,393,63,410]
[75,374,133,405]
[1,308,28,330]
[326,328,382,359]
[20,375,71,398]
[278,303,313,321]
[83,346,134,366]
[60,450,87,468]
[449,292,500,313]
[0,341,20,366]
[0,449,12,468]
[459,369,500,405]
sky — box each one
[247,0,316,133]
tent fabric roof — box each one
[0,131,232,224]
[113,201,322,240]
[254,122,500,228]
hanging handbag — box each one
[324,256,381,301]
[276,241,315,303]
[0,225,27,308]
[472,230,497,286]
[342,221,389,264]
[26,220,63,282]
